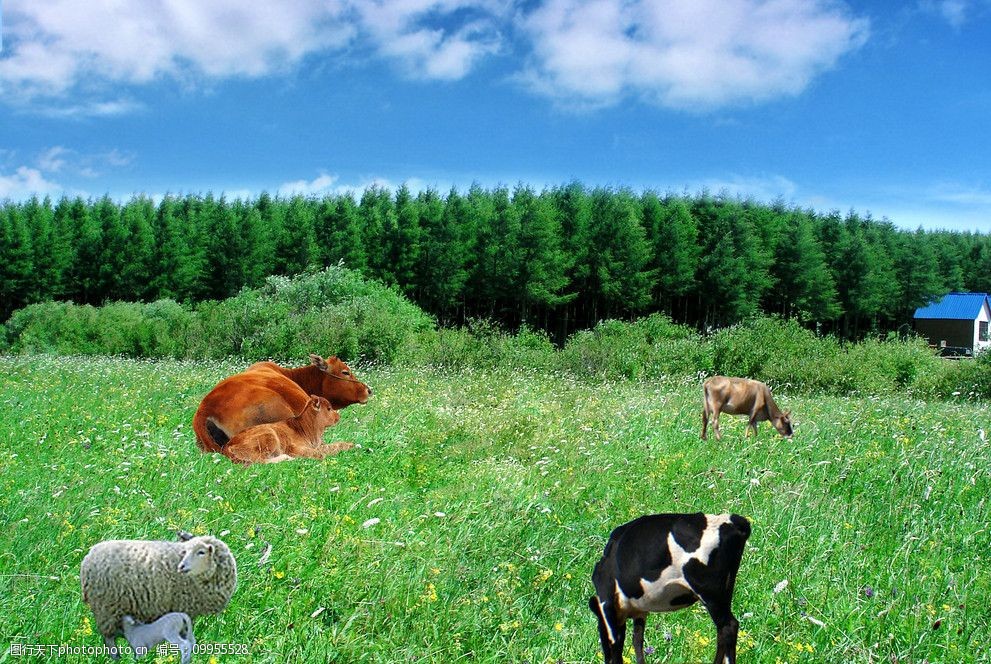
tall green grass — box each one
[1,355,988,663]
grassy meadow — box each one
[0,354,988,663]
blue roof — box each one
[914,292,990,320]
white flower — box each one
[367,498,384,507]
[362,518,380,529]
[773,579,789,594]
[434,512,446,518]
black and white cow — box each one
[589,513,751,664]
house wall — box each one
[974,302,991,354]
[914,319,975,351]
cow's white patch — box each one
[617,514,733,614]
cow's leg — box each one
[747,416,758,438]
[632,617,647,664]
[611,619,628,664]
[317,442,355,456]
[713,409,723,441]
[701,407,709,440]
[701,600,738,664]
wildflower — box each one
[361,518,380,528]
[862,585,875,598]
[773,579,788,594]
[554,622,563,631]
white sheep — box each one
[80,535,236,659]
[122,612,195,663]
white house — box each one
[913,292,991,356]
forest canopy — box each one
[2,184,988,339]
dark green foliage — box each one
[4,266,433,363]
[0,186,985,341]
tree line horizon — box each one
[2,182,989,340]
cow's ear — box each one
[312,398,322,411]
[309,354,328,370]
[784,410,792,417]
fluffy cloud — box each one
[349,0,505,79]
[0,166,62,198]
[0,0,503,105]
[520,0,869,110]
[277,172,341,197]
[0,1,353,100]
[0,0,870,112]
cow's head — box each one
[309,354,371,409]
[305,395,341,429]
[773,410,794,438]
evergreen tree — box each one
[512,185,573,324]
[275,195,318,275]
[153,195,203,301]
[389,185,422,296]
[0,205,35,318]
[551,181,593,334]
[586,188,654,320]
[357,186,394,282]
[67,197,105,304]
[118,196,157,300]
[643,192,699,319]
[416,187,471,321]
[770,210,840,321]
[23,196,61,302]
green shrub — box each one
[3,266,434,363]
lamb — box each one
[589,513,751,664]
[80,535,236,659]
[122,612,195,663]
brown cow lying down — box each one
[193,354,370,453]
[701,376,793,441]
[223,396,353,464]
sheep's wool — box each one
[80,536,237,639]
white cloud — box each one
[692,173,800,202]
[277,172,341,197]
[32,145,135,179]
[0,1,870,113]
[919,0,974,28]
[0,166,62,198]
[0,0,504,106]
[519,0,870,110]
[37,146,70,173]
[350,0,505,80]
[0,1,354,102]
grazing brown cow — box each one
[192,354,370,453]
[223,396,353,464]
[701,376,793,441]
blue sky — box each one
[0,0,989,232]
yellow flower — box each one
[273,569,285,579]
[554,622,563,631]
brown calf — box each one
[701,376,793,441]
[222,396,353,465]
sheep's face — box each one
[122,615,137,628]
[178,539,215,576]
